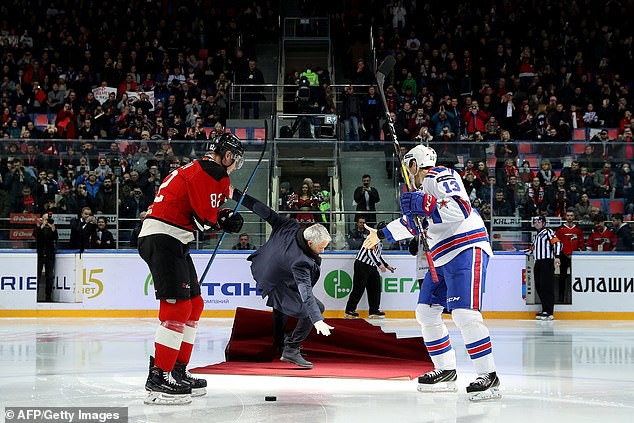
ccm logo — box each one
[447,296,461,302]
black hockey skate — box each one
[145,357,192,405]
[466,372,501,401]
[417,369,457,392]
[172,362,207,397]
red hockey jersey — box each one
[587,228,616,252]
[555,224,585,255]
[140,158,230,243]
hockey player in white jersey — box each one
[363,145,501,401]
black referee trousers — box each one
[534,258,555,315]
[346,260,382,314]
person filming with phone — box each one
[35,212,58,302]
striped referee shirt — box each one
[356,241,387,267]
[532,227,562,260]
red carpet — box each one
[192,307,433,380]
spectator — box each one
[232,233,256,250]
[353,174,380,227]
[340,85,362,147]
[593,161,616,199]
[464,101,490,136]
[95,177,116,214]
[69,206,97,252]
[361,86,382,141]
[35,212,58,302]
[492,190,514,216]
[612,213,633,251]
[346,215,368,250]
[91,216,115,249]
[241,60,265,119]
[120,187,150,219]
[129,211,147,248]
[555,210,585,302]
[587,213,616,251]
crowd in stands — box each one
[0,0,278,235]
[330,0,634,238]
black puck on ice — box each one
[265,396,277,402]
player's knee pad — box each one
[451,308,484,330]
[159,299,192,324]
[415,304,444,328]
[188,295,204,322]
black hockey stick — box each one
[375,55,439,282]
[200,121,268,283]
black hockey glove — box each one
[217,208,244,233]
[408,236,419,256]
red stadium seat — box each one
[609,199,624,216]
[572,142,587,156]
[573,129,586,141]
[231,128,248,139]
[518,142,532,154]
[35,114,49,128]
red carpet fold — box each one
[192,307,433,380]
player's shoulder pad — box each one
[425,166,448,178]
[198,158,228,181]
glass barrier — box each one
[1,137,631,252]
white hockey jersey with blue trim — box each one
[383,166,493,267]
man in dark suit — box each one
[612,213,633,251]
[233,188,334,368]
[353,174,381,227]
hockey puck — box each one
[265,396,277,402]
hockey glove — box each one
[400,192,437,217]
[217,208,244,233]
[408,236,419,256]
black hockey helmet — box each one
[210,132,244,169]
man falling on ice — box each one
[364,145,501,401]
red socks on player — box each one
[154,296,204,371]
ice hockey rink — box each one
[1,318,633,423]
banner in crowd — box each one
[126,90,155,111]
[92,86,118,104]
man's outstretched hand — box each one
[362,224,380,249]
[314,320,334,336]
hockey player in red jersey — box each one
[138,133,246,405]
[555,210,585,302]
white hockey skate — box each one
[467,372,501,401]
[416,369,458,393]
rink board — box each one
[0,251,633,318]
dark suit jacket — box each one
[238,191,324,324]
[615,224,634,251]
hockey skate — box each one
[172,362,207,397]
[145,358,192,405]
[416,369,458,393]
[467,372,501,401]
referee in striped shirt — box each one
[531,215,562,320]
[345,237,394,319]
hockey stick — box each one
[375,55,439,282]
[199,121,268,283]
